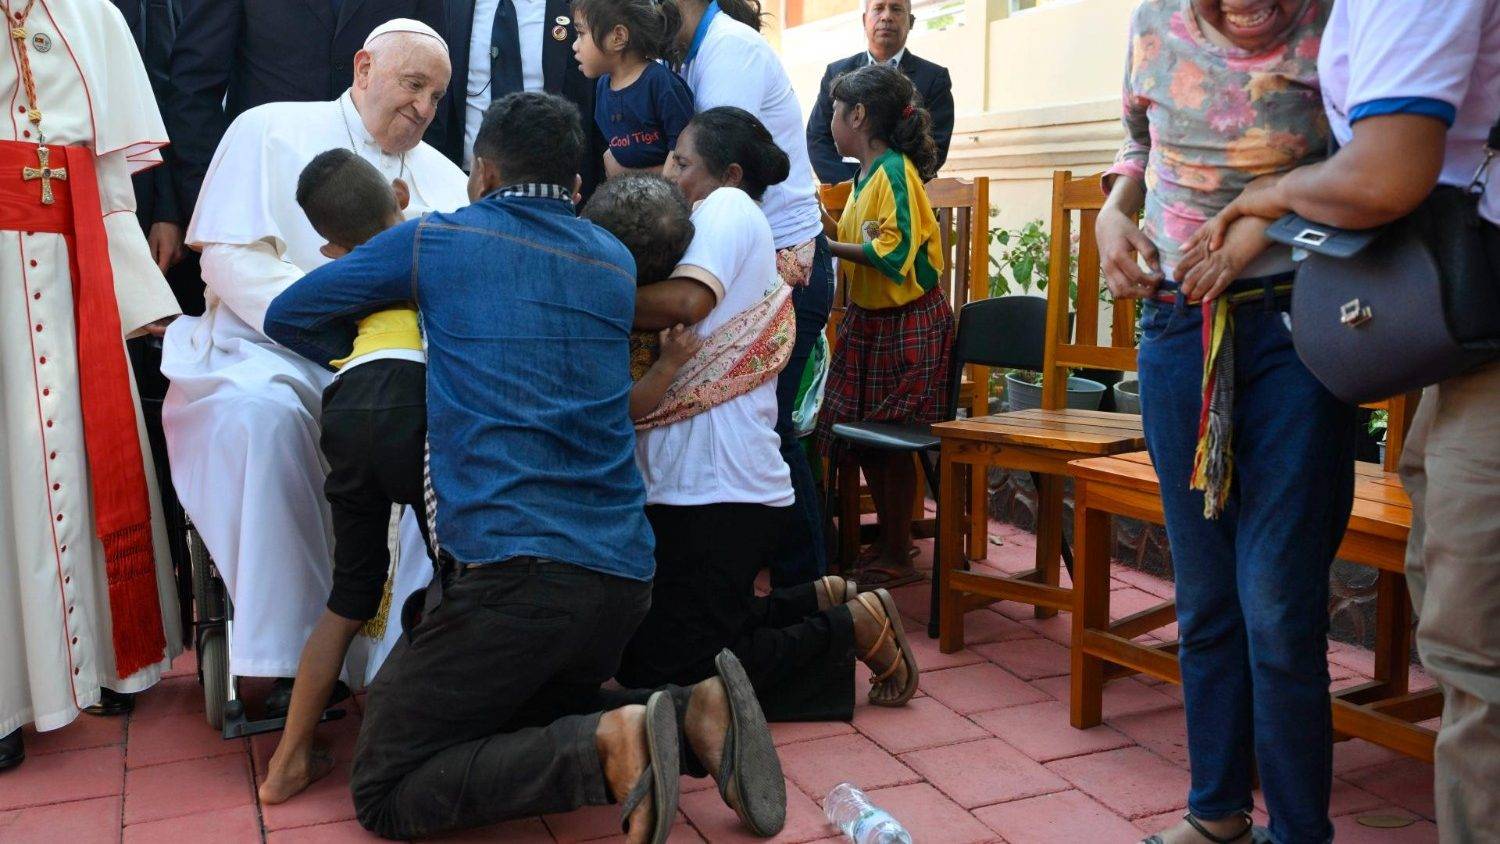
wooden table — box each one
[934,409,1146,654]
[1068,452,1439,761]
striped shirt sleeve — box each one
[861,159,917,284]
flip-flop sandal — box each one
[618,691,680,844]
[857,589,919,707]
[1141,812,1264,844]
[711,649,786,837]
[818,576,859,606]
[857,564,924,590]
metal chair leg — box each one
[922,451,942,639]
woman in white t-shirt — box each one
[619,107,920,728]
[1198,1,1500,837]
[661,0,834,588]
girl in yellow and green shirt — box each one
[816,62,953,589]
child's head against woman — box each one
[572,0,682,77]
[296,148,407,259]
[668,106,789,205]
[581,175,694,284]
[829,63,939,182]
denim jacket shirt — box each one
[266,186,655,580]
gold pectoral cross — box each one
[22,145,65,205]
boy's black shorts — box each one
[320,358,429,621]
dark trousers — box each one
[351,561,658,840]
[771,234,834,588]
[320,360,429,621]
[617,503,855,723]
[1138,280,1355,844]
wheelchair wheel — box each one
[200,628,228,730]
[188,526,223,621]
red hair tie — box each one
[901,104,915,119]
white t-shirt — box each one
[464,0,547,170]
[1319,0,1500,224]
[635,188,795,507]
[682,13,824,250]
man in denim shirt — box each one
[265,93,787,843]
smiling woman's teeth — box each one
[1225,7,1273,28]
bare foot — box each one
[258,742,336,805]
[857,547,918,588]
[1153,814,1252,844]
[682,678,729,776]
[850,595,911,705]
[596,705,653,844]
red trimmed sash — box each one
[1,141,165,676]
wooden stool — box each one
[1068,451,1440,761]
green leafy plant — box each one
[988,219,1051,297]
[1368,409,1389,442]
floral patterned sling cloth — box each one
[633,239,812,429]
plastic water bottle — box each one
[824,783,913,843]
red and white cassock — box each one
[0,0,182,736]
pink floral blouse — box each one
[1105,0,1330,279]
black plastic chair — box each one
[828,295,1056,638]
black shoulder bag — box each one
[1267,116,1500,405]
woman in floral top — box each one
[1094,3,1357,843]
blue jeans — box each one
[771,234,834,588]
[1137,279,1355,844]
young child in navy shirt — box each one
[571,0,694,177]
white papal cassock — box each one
[160,91,468,682]
[1,0,183,735]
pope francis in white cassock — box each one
[160,20,468,688]
[1,0,181,753]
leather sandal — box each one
[1141,811,1263,844]
[618,691,680,844]
[856,589,919,707]
[818,575,858,606]
[710,649,786,837]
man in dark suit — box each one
[435,0,604,195]
[167,0,446,221]
[804,0,953,185]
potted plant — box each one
[988,217,1108,411]
[1112,379,1141,414]
[1003,369,1107,411]
[1369,410,1389,464]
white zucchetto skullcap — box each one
[363,18,449,53]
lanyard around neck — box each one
[684,0,720,65]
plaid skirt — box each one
[814,287,955,454]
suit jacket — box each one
[167,0,446,218]
[112,0,182,228]
[804,50,954,185]
[435,0,604,196]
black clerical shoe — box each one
[82,688,135,717]
[0,729,24,771]
[262,678,353,720]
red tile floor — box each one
[0,525,1441,842]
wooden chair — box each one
[934,171,1148,655]
[1066,393,1434,760]
[819,177,995,572]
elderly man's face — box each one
[863,0,913,60]
[352,35,451,154]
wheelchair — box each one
[185,514,347,739]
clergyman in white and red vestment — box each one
[0,0,183,753]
